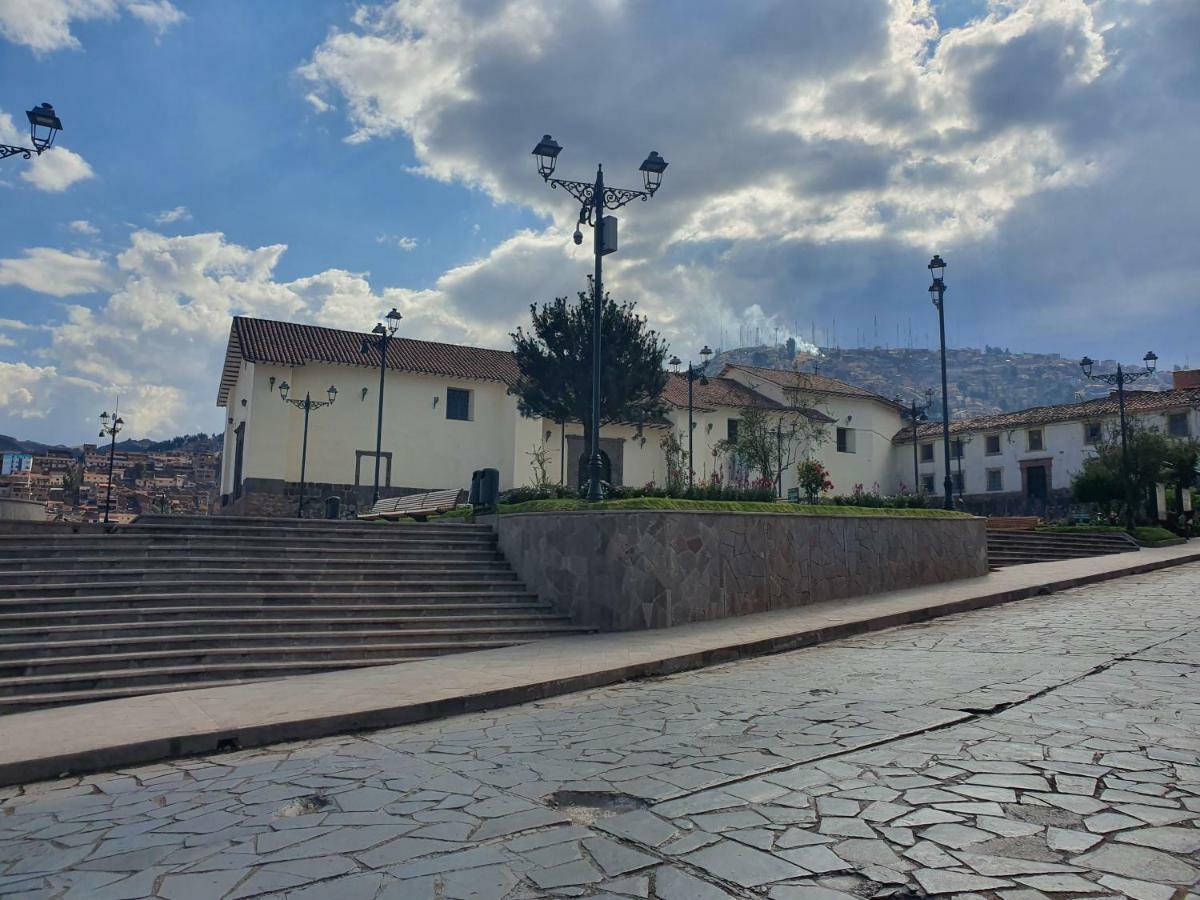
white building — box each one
[215,317,904,515]
[894,373,1200,515]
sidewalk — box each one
[1,542,1196,787]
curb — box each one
[1,548,1197,788]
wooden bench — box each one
[358,489,465,522]
[985,516,1042,531]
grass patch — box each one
[1130,526,1179,544]
[442,497,969,518]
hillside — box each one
[709,345,1176,420]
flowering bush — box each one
[796,459,834,503]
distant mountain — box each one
[0,432,220,456]
[708,345,1177,421]
[0,434,73,455]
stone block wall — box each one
[217,478,428,519]
[496,511,987,631]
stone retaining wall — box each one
[496,511,987,631]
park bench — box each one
[358,489,465,522]
[985,516,1042,531]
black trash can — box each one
[474,468,499,509]
[324,496,341,519]
[468,469,483,507]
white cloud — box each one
[304,92,332,114]
[0,335,15,348]
[375,233,418,251]
[0,0,184,53]
[0,110,94,192]
[153,205,191,224]
[297,0,1200,365]
[0,229,408,441]
[0,248,114,297]
[69,219,100,236]
[0,318,31,330]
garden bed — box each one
[438,497,970,520]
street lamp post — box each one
[669,346,713,488]
[775,419,798,500]
[360,309,403,508]
[1079,351,1158,528]
[279,382,338,518]
[897,389,933,495]
[927,255,954,510]
[1,103,62,161]
[98,403,124,525]
[532,135,668,502]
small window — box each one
[985,434,1001,455]
[836,427,856,454]
[446,388,472,421]
[1027,429,1044,451]
[920,442,934,463]
[921,474,936,494]
[1168,413,1189,438]
[726,419,740,443]
[986,468,1003,492]
[1084,422,1102,445]
[951,438,965,460]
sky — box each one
[0,0,1197,445]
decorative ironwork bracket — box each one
[0,144,33,161]
[284,398,334,411]
[1088,369,1153,387]
[547,177,651,225]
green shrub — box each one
[1130,526,1178,544]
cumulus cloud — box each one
[0,0,184,53]
[375,233,418,251]
[0,110,94,192]
[0,248,114,297]
[0,230,407,441]
[68,219,100,236]
[299,0,1200,363]
[153,205,191,224]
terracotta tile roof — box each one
[893,388,1200,443]
[218,317,520,406]
[662,373,781,412]
[723,364,899,406]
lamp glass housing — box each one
[639,151,668,193]
[26,103,62,152]
[327,385,338,403]
[1143,351,1157,373]
[386,307,403,334]
[927,254,946,280]
[278,381,290,401]
[1079,356,1094,378]
[531,134,562,180]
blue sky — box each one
[1,0,1197,444]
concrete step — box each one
[131,514,484,533]
[0,579,527,601]
[0,626,589,663]
[0,532,498,553]
[0,565,516,586]
[0,607,556,628]
[121,521,488,539]
[0,552,504,571]
[0,677,280,712]
[0,613,576,642]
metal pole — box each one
[777,420,784,499]
[560,420,566,485]
[1117,366,1133,528]
[298,392,311,518]
[372,333,388,507]
[687,367,694,488]
[911,403,919,493]
[936,296,953,510]
[587,165,604,502]
[104,406,117,525]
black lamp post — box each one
[360,308,403,508]
[279,382,338,518]
[1,103,62,161]
[1079,351,1157,528]
[928,254,954,510]
[533,134,668,501]
[670,346,713,488]
[98,403,124,525]
[897,389,933,495]
[775,419,798,500]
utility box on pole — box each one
[599,216,618,255]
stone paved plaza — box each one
[2,564,1198,899]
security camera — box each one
[573,228,583,246]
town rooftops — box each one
[662,373,782,412]
[218,317,521,406]
[894,387,1200,443]
[722,364,901,407]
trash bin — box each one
[477,468,499,508]
[324,496,341,519]
[468,469,483,507]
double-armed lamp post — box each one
[927,254,954,510]
[897,389,934,495]
[97,404,124,525]
[278,382,337,518]
[360,308,404,508]
[1079,351,1158,528]
[532,135,668,502]
[1,102,62,161]
[668,346,713,487]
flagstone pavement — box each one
[2,563,1199,899]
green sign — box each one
[787,487,800,503]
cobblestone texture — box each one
[2,563,1198,898]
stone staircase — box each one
[987,529,1140,570]
[0,515,585,713]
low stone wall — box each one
[217,479,429,519]
[497,510,988,631]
